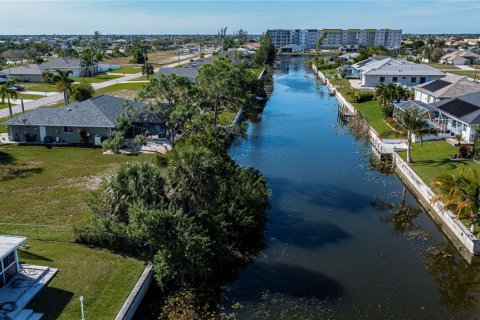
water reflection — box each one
[375,188,480,314]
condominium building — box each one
[266,28,402,50]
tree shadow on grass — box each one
[27,287,74,320]
[0,165,43,182]
[0,151,15,165]
[18,249,53,262]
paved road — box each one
[0,54,206,119]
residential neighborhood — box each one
[2,1,480,320]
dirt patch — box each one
[108,89,140,100]
[63,175,104,191]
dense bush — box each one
[355,91,374,103]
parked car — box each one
[9,84,25,91]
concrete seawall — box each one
[312,64,479,258]
[115,264,154,320]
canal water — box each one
[225,56,480,319]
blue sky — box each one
[1,0,479,35]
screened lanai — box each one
[392,100,449,133]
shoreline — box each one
[312,64,480,260]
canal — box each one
[225,56,480,319]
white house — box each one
[0,235,25,288]
[414,74,480,104]
[360,59,445,88]
[430,91,480,143]
[440,50,479,65]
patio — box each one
[0,264,57,320]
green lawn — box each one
[95,82,147,96]
[426,63,460,70]
[15,239,146,320]
[113,67,142,74]
[18,82,58,92]
[218,111,237,125]
[72,74,123,83]
[0,103,8,110]
[397,140,480,185]
[0,145,152,226]
[18,93,45,100]
[445,70,480,80]
[352,100,402,138]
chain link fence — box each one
[0,223,153,260]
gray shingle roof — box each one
[0,64,42,75]
[157,67,198,82]
[415,73,480,98]
[5,95,146,128]
[40,57,82,69]
[431,91,480,125]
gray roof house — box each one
[414,73,480,104]
[0,71,8,84]
[440,50,479,65]
[156,57,214,83]
[0,57,97,82]
[360,59,445,88]
[430,91,480,142]
[5,95,163,145]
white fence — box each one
[393,153,480,256]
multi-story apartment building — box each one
[266,28,402,50]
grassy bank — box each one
[72,74,123,83]
[397,140,479,185]
[17,239,145,320]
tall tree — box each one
[52,69,74,105]
[0,79,18,118]
[196,59,254,126]
[139,74,197,146]
[81,48,98,77]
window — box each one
[411,77,417,83]
[463,124,467,131]
[380,76,385,83]
[63,126,73,133]
[420,77,426,84]
[392,77,398,82]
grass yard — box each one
[0,103,8,110]
[352,100,402,138]
[112,67,142,74]
[94,82,147,99]
[18,93,45,100]
[15,239,146,320]
[72,74,123,83]
[397,140,480,185]
[426,63,460,70]
[0,145,152,226]
[18,82,58,92]
[445,70,480,80]
[218,111,237,126]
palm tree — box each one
[454,134,463,156]
[52,69,74,105]
[397,108,434,163]
[432,168,480,232]
[41,70,54,83]
[0,80,18,118]
[81,48,98,78]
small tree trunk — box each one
[7,97,12,118]
[213,104,218,127]
[406,137,413,163]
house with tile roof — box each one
[4,95,164,144]
[414,74,480,104]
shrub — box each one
[355,91,374,103]
[381,104,394,119]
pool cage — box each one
[392,101,449,134]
